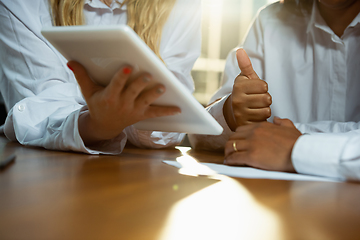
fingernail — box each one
[67,63,74,72]
[123,67,132,75]
[157,88,164,94]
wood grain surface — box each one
[0,136,359,240]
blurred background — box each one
[192,0,277,105]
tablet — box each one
[41,25,223,135]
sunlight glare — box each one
[158,176,284,240]
[175,147,217,177]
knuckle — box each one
[233,111,245,120]
[268,93,273,104]
[263,81,268,92]
[129,87,138,96]
[248,149,258,163]
[233,83,244,93]
[234,80,251,92]
[103,95,116,106]
[232,96,246,106]
[264,107,271,118]
[149,112,159,118]
[264,93,272,105]
[235,75,247,83]
[257,108,271,119]
[143,100,150,106]
[252,126,263,135]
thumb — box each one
[274,117,296,128]
[236,48,259,79]
[67,61,98,100]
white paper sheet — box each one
[163,160,341,182]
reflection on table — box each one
[0,136,359,240]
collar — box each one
[348,9,360,29]
[84,0,126,10]
[307,0,360,35]
[306,1,333,35]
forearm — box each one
[223,94,237,131]
[294,120,360,134]
[292,133,360,181]
[4,96,127,155]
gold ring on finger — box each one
[233,141,238,152]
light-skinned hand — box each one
[223,48,272,131]
[67,61,181,146]
[224,117,302,172]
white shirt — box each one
[189,1,360,181]
[0,0,201,154]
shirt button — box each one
[17,104,25,112]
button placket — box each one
[331,37,347,122]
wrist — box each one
[223,95,237,131]
[78,112,122,146]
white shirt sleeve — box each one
[0,0,201,153]
[0,0,127,154]
[294,121,360,134]
[292,131,360,181]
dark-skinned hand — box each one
[224,117,302,172]
[223,48,272,131]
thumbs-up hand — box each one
[224,48,272,130]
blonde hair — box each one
[50,0,176,59]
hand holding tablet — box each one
[41,25,223,135]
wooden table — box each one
[0,135,360,240]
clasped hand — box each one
[224,49,302,172]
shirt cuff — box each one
[124,125,185,149]
[207,94,233,136]
[188,94,233,151]
[291,134,349,179]
[74,108,127,155]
